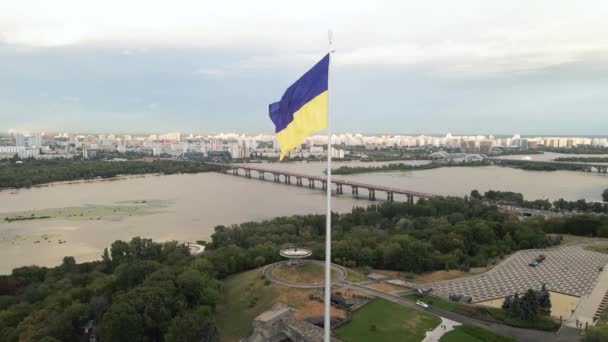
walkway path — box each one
[567,262,608,328]
[421,318,460,342]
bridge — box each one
[492,158,608,173]
[210,162,434,202]
[209,163,561,217]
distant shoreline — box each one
[0,173,156,192]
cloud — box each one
[61,96,80,103]
[194,68,225,77]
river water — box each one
[0,156,606,273]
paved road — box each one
[338,281,581,342]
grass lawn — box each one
[367,282,409,293]
[215,268,316,342]
[270,261,338,284]
[556,234,597,245]
[370,263,504,285]
[405,294,559,332]
[585,244,608,254]
[335,298,440,342]
[345,268,368,282]
[440,325,516,342]
[410,267,493,284]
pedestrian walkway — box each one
[567,262,608,328]
[421,318,461,342]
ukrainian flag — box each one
[269,54,329,160]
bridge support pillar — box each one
[407,195,414,204]
[296,177,302,186]
[368,189,376,201]
[336,184,343,195]
[284,175,290,184]
[259,171,265,180]
[322,181,327,191]
[233,169,238,176]
[273,173,279,183]
[387,192,394,202]
[352,186,358,196]
[308,179,315,188]
[245,170,251,178]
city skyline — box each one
[2,1,608,134]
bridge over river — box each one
[209,163,560,217]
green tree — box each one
[584,326,608,342]
[164,307,220,342]
[519,289,539,320]
[99,302,144,342]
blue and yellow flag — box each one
[269,54,329,160]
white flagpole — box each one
[324,29,334,342]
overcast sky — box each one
[1,0,607,134]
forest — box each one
[471,190,608,214]
[554,156,608,163]
[2,197,608,341]
[204,197,564,275]
[332,160,489,175]
[537,146,608,154]
[0,159,219,189]
[0,238,221,342]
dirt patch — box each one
[367,282,407,293]
[273,285,317,309]
[333,287,370,299]
[556,234,597,245]
[294,301,347,320]
[411,267,490,284]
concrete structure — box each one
[247,303,342,342]
[422,242,608,323]
[186,242,205,255]
[280,247,312,266]
[213,163,566,217]
[422,318,461,342]
[567,263,608,328]
[213,163,433,203]
[264,260,348,289]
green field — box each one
[345,268,368,282]
[440,325,516,342]
[270,261,338,284]
[585,244,608,255]
[335,298,440,342]
[214,268,316,342]
[404,294,559,331]
[0,199,168,224]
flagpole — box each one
[324,30,333,342]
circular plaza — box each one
[264,248,347,288]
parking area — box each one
[422,242,608,303]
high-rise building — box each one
[479,140,493,154]
[28,133,43,149]
[15,133,25,147]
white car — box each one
[416,300,429,308]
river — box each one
[0,158,607,273]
